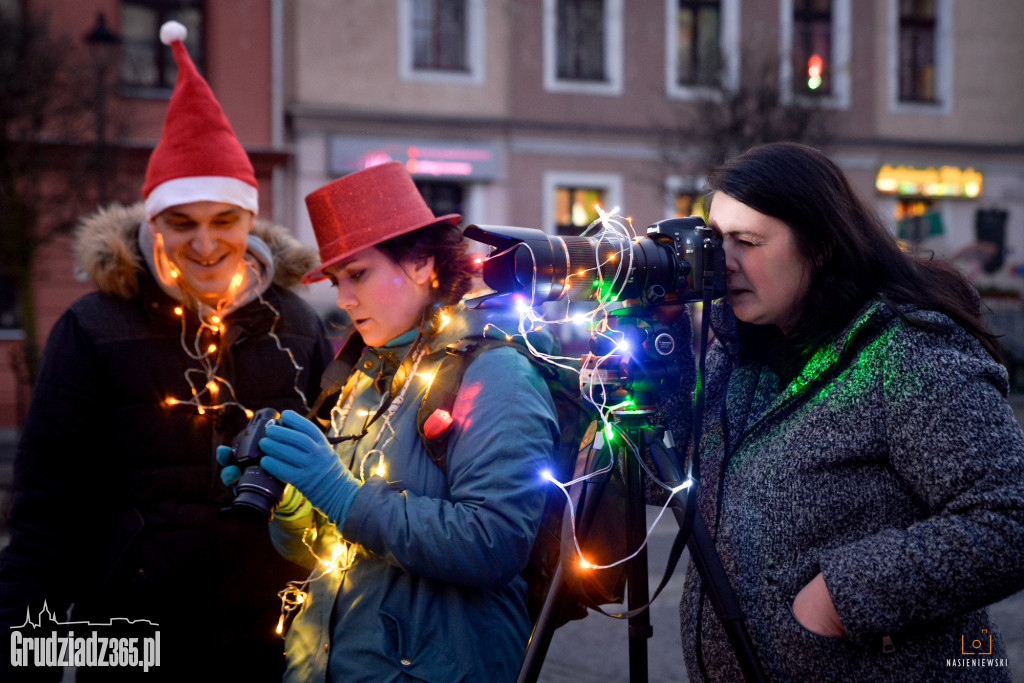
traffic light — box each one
[807,54,823,90]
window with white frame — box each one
[780,0,851,108]
[664,175,707,221]
[544,0,623,95]
[557,0,604,81]
[676,0,720,87]
[899,0,936,102]
[399,0,484,84]
[121,0,204,93]
[543,171,623,236]
[888,0,952,113]
[415,0,466,71]
[665,0,739,100]
[793,0,831,95]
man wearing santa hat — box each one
[0,21,332,681]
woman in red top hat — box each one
[230,161,560,682]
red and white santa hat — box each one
[142,21,258,218]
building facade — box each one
[283,0,1024,327]
[4,0,1024,426]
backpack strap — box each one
[416,337,512,473]
[307,329,365,424]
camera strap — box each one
[326,343,427,458]
[307,329,366,424]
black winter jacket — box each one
[0,204,333,681]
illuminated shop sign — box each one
[875,164,983,198]
[330,136,500,180]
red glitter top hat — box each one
[302,162,461,283]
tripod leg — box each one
[625,442,652,682]
[517,561,568,683]
[517,434,613,682]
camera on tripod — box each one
[227,407,285,523]
[462,215,726,307]
[465,216,765,682]
[464,216,727,407]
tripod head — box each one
[580,300,686,415]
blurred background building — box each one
[2,0,1024,427]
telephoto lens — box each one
[463,216,724,307]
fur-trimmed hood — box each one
[73,202,320,298]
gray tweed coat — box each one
[662,300,1024,682]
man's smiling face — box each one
[151,201,253,306]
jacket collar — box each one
[781,300,895,402]
[350,301,555,391]
[713,298,897,394]
[73,201,319,299]
[724,299,898,451]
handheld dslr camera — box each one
[228,407,285,523]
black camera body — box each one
[463,216,726,307]
[229,407,285,523]
[644,217,727,304]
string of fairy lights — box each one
[160,255,310,417]
[152,234,324,634]
[273,207,696,633]
[481,205,695,572]
[274,522,358,635]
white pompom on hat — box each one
[158,20,188,44]
[143,21,258,218]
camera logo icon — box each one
[961,629,993,655]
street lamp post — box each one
[84,12,120,205]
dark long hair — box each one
[706,142,1003,365]
[375,222,475,307]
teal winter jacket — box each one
[269,305,559,682]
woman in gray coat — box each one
[664,142,1024,681]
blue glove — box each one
[259,410,361,527]
[216,445,241,488]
